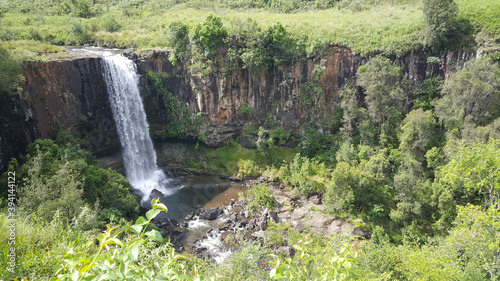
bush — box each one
[101,16,121,32]
[422,0,459,51]
[0,46,20,93]
[244,183,277,212]
[166,21,190,63]
[193,14,228,55]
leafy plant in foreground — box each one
[54,198,211,280]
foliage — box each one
[0,46,21,93]
[434,58,500,131]
[412,77,442,111]
[357,56,405,146]
[269,233,363,280]
[1,139,139,225]
[422,0,459,51]
[193,14,228,56]
[213,244,270,281]
[398,108,439,162]
[54,198,209,280]
[263,22,292,65]
[437,139,500,209]
[243,183,277,212]
[166,21,190,63]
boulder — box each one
[303,213,333,228]
[309,195,322,204]
[352,228,371,239]
[269,211,279,222]
[276,246,296,257]
[199,208,222,220]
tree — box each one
[434,59,500,133]
[263,22,291,65]
[166,21,190,63]
[193,14,228,56]
[357,56,405,145]
[0,46,20,93]
[437,139,500,209]
[422,0,459,51]
[399,109,439,162]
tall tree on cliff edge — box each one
[422,0,459,51]
[0,47,20,93]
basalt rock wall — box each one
[133,46,476,146]
[0,46,476,172]
[21,58,120,156]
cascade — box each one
[102,54,170,200]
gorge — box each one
[0,46,477,173]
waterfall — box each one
[102,54,169,200]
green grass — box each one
[456,0,500,34]
[1,0,498,59]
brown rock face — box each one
[22,58,119,155]
[1,46,476,173]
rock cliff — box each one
[0,46,477,172]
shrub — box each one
[166,21,190,63]
[193,14,228,55]
[0,46,21,93]
[422,0,459,51]
[101,16,121,32]
[244,183,277,212]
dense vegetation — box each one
[1,0,500,280]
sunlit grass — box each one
[0,0,498,59]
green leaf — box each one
[129,245,140,263]
[152,201,168,213]
[135,217,148,226]
[102,237,125,248]
[146,208,161,221]
[130,224,143,234]
[146,230,165,244]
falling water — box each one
[102,54,170,200]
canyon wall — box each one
[0,46,476,172]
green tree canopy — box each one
[422,0,459,51]
[434,58,500,131]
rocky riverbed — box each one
[152,177,371,263]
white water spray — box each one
[102,54,170,200]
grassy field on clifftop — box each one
[0,0,498,60]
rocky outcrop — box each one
[134,46,477,147]
[0,92,37,172]
[22,58,120,155]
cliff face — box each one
[22,58,120,154]
[0,46,476,172]
[133,46,476,146]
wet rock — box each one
[169,218,179,227]
[229,176,243,182]
[172,227,184,234]
[230,213,238,222]
[150,189,164,199]
[199,208,222,220]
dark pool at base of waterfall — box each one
[97,148,247,221]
